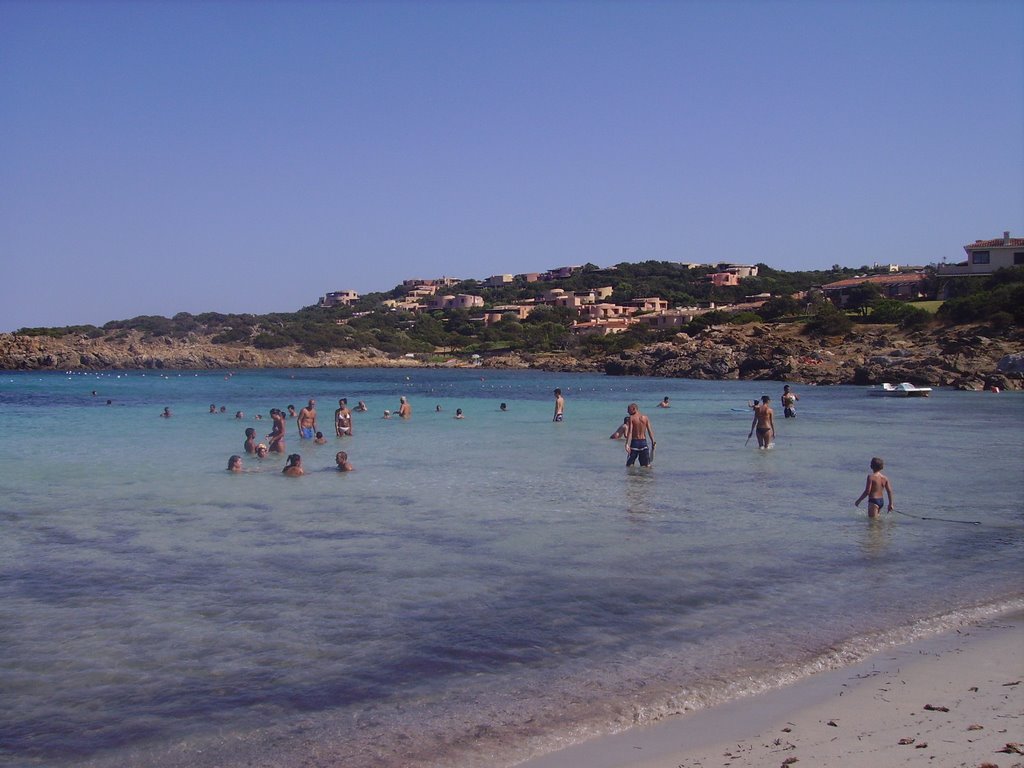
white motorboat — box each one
[868,382,933,397]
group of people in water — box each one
[203,380,888,517]
[222,397,367,475]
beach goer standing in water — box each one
[552,388,564,422]
[398,396,412,419]
[855,457,894,518]
[298,399,317,439]
[782,385,799,418]
[335,398,352,437]
[268,409,286,454]
[749,395,775,449]
[624,403,655,467]
[244,428,257,454]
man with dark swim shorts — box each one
[553,388,564,422]
[782,385,799,418]
[624,402,655,467]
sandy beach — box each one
[519,611,1023,768]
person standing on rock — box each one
[781,385,799,418]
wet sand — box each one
[518,612,1023,768]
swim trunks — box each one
[756,427,771,435]
[784,407,796,418]
[626,438,650,467]
[300,427,314,439]
[553,413,563,422]
[868,497,884,509]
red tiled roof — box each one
[964,238,1024,249]
[821,273,927,290]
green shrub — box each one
[728,311,762,325]
[211,327,252,344]
[253,333,292,349]
[804,303,852,336]
[898,305,931,330]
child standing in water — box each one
[855,457,894,518]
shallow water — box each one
[1,369,1021,767]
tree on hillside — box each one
[845,283,883,316]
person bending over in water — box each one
[282,454,304,476]
[335,451,354,472]
[749,395,775,449]
[855,457,894,518]
[610,416,629,440]
[624,403,655,467]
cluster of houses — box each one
[316,232,1021,335]
[319,263,765,337]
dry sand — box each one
[518,612,1023,768]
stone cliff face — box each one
[601,324,1024,390]
[0,331,409,371]
[2,324,1021,389]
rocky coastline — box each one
[2,323,1022,390]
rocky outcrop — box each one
[0,332,416,371]
[2,323,1021,389]
[601,324,1024,390]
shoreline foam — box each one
[515,607,1024,768]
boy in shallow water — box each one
[855,457,894,518]
[282,454,304,476]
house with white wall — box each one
[938,231,1024,276]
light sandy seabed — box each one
[518,612,1023,768]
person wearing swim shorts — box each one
[782,385,799,418]
[553,388,564,422]
[749,395,775,449]
[624,402,655,467]
[298,399,317,439]
[855,457,894,518]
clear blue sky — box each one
[2,0,1021,331]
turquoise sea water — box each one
[1,368,1022,767]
